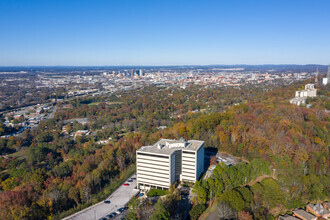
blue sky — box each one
[0,0,329,66]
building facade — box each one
[136,139,204,192]
[290,84,317,106]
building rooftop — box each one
[292,208,317,220]
[307,203,330,217]
[137,139,204,156]
[278,214,300,220]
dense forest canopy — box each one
[0,80,329,219]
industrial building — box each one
[136,139,204,192]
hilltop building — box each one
[136,139,204,192]
[290,84,317,106]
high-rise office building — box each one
[136,139,204,192]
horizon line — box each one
[0,63,329,68]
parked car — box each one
[123,183,129,186]
[105,213,115,219]
[115,207,127,214]
[127,179,133,182]
[109,212,117,217]
[104,200,111,204]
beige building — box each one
[136,139,204,192]
[290,84,317,106]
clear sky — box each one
[0,0,329,66]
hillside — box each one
[0,81,329,219]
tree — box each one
[221,189,246,211]
[126,197,140,220]
[252,178,284,208]
[189,204,205,220]
[150,199,170,220]
[68,187,80,207]
[192,180,207,204]
[1,177,19,191]
[66,123,73,133]
[239,210,253,220]
[217,201,237,219]
[0,123,5,136]
[36,132,53,143]
[236,187,253,204]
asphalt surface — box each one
[113,209,129,220]
[175,194,191,220]
[63,174,139,220]
[47,104,57,119]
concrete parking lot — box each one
[63,174,139,220]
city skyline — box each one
[1,0,330,66]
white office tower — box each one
[290,84,317,105]
[136,139,204,192]
[323,64,330,85]
[295,84,317,98]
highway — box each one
[62,174,139,220]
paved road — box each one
[47,103,57,119]
[63,174,139,220]
[113,209,128,220]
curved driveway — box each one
[62,174,138,220]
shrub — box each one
[147,189,167,197]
